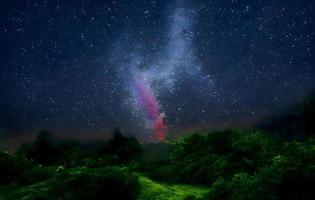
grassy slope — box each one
[0,181,51,200]
[138,175,209,200]
[0,171,209,200]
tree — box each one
[99,129,143,164]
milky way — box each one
[112,1,213,140]
[131,72,166,140]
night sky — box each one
[0,0,314,141]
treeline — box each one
[16,129,142,167]
[0,129,142,200]
[0,96,315,199]
[1,129,315,199]
[145,130,315,199]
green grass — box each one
[0,180,51,200]
[0,169,210,200]
[137,175,210,200]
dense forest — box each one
[0,97,315,200]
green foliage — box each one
[204,141,315,200]
[137,175,209,200]
[2,128,315,200]
[16,129,143,167]
[0,150,56,187]
[153,130,278,184]
[1,167,140,200]
[144,129,315,199]
[19,166,56,185]
[16,131,83,166]
[50,167,140,200]
[206,173,261,200]
[1,129,144,199]
[99,129,143,164]
[0,151,33,185]
[0,151,24,185]
[205,150,315,200]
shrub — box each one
[99,130,143,164]
[205,142,315,200]
[0,151,34,185]
[154,130,279,185]
[5,167,141,200]
[49,167,141,200]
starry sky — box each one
[0,0,314,141]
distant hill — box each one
[257,93,315,139]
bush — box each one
[0,151,34,185]
[205,142,315,200]
[206,173,262,200]
[17,131,84,166]
[49,167,140,200]
[151,130,279,185]
[98,130,143,164]
[5,167,141,200]
[19,166,56,185]
[0,150,57,187]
